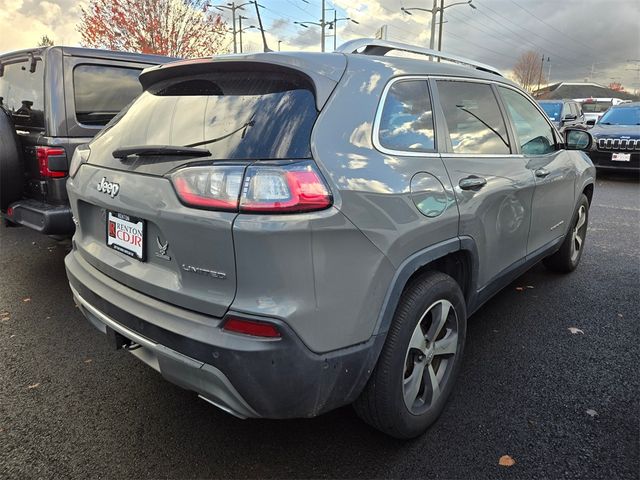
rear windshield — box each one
[92,71,318,159]
[598,106,640,126]
[539,102,562,121]
[581,101,611,113]
[0,57,45,130]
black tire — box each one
[354,271,467,439]
[0,107,24,211]
[543,194,589,273]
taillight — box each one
[171,165,245,211]
[36,146,67,178]
[170,160,332,214]
[222,316,281,338]
[240,161,332,213]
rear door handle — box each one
[535,168,550,178]
[459,176,487,190]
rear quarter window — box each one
[73,65,142,126]
[377,80,436,152]
[0,57,45,130]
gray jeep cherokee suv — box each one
[65,39,596,438]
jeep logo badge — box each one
[97,177,120,198]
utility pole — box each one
[536,54,544,97]
[238,15,247,53]
[437,0,444,52]
[321,0,326,52]
[213,2,252,54]
[253,0,271,52]
[278,40,283,51]
[401,1,475,54]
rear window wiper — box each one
[113,145,211,160]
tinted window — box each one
[539,102,562,121]
[598,106,640,125]
[0,58,45,130]
[91,71,317,160]
[74,65,142,126]
[436,80,510,154]
[581,101,611,113]
[378,80,435,152]
[499,87,556,155]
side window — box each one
[498,87,557,155]
[378,80,435,152]
[436,80,510,154]
[569,103,578,117]
[73,65,142,126]
[0,59,45,130]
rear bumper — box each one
[6,198,75,235]
[65,250,381,419]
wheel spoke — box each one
[576,207,586,230]
[403,360,426,405]
[433,332,458,356]
[408,324,427,352]
[575,234,583,250]
[426,301,450,341]
[426,364,441,404]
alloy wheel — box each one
[570,205,587,263]
[402,299,459,415]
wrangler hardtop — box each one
[0,46,175,235]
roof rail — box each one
[336,38,503,77]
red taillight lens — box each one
[240,161,332,213]
[171,165,245,211]
[169,161,332,214]
[37,147,67,178]
[223,317,281,338]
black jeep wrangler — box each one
[0,46,174,236]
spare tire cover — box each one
[0,107,24,211]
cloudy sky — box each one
[1,0,639,90]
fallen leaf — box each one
[526,285,534,289]
[586,409,598,417]
[84,359,93,364]
[22,298,31,303]
[568,327,584,335]
[0,311,9,316]
[27,383,40,390]
[515,287,524,292]
[9,335,16,338]
[617,313,623,318]
[499,455,516,467]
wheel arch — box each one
[373,236,479,339]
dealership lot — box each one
[0,175,638,479]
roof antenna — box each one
[253,1,272,52]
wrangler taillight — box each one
[170,160,332,214]
[36,147,67,178]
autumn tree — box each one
[78,0,229,58]
[608,82,624,92]
[513,51,546,94]
[38,35,54,47]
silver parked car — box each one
[65,39,596,439]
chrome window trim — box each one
[372,74,562,158]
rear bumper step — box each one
[6,199,74,235]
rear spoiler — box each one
[138,54,347,111]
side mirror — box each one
[586,119,596,126]
[562,114,577,121]
[565,128,592,151]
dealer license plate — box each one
[612,153,631,162]
[107,211,145,261]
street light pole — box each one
[321,0,326,52]
[238,15,247,53]
[213,2,252,53]
[401,0,475,52]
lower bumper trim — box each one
[70,283,259,419]
[7,199,74,235]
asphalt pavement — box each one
[1,174,638,479]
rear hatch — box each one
[72,57,340,317]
